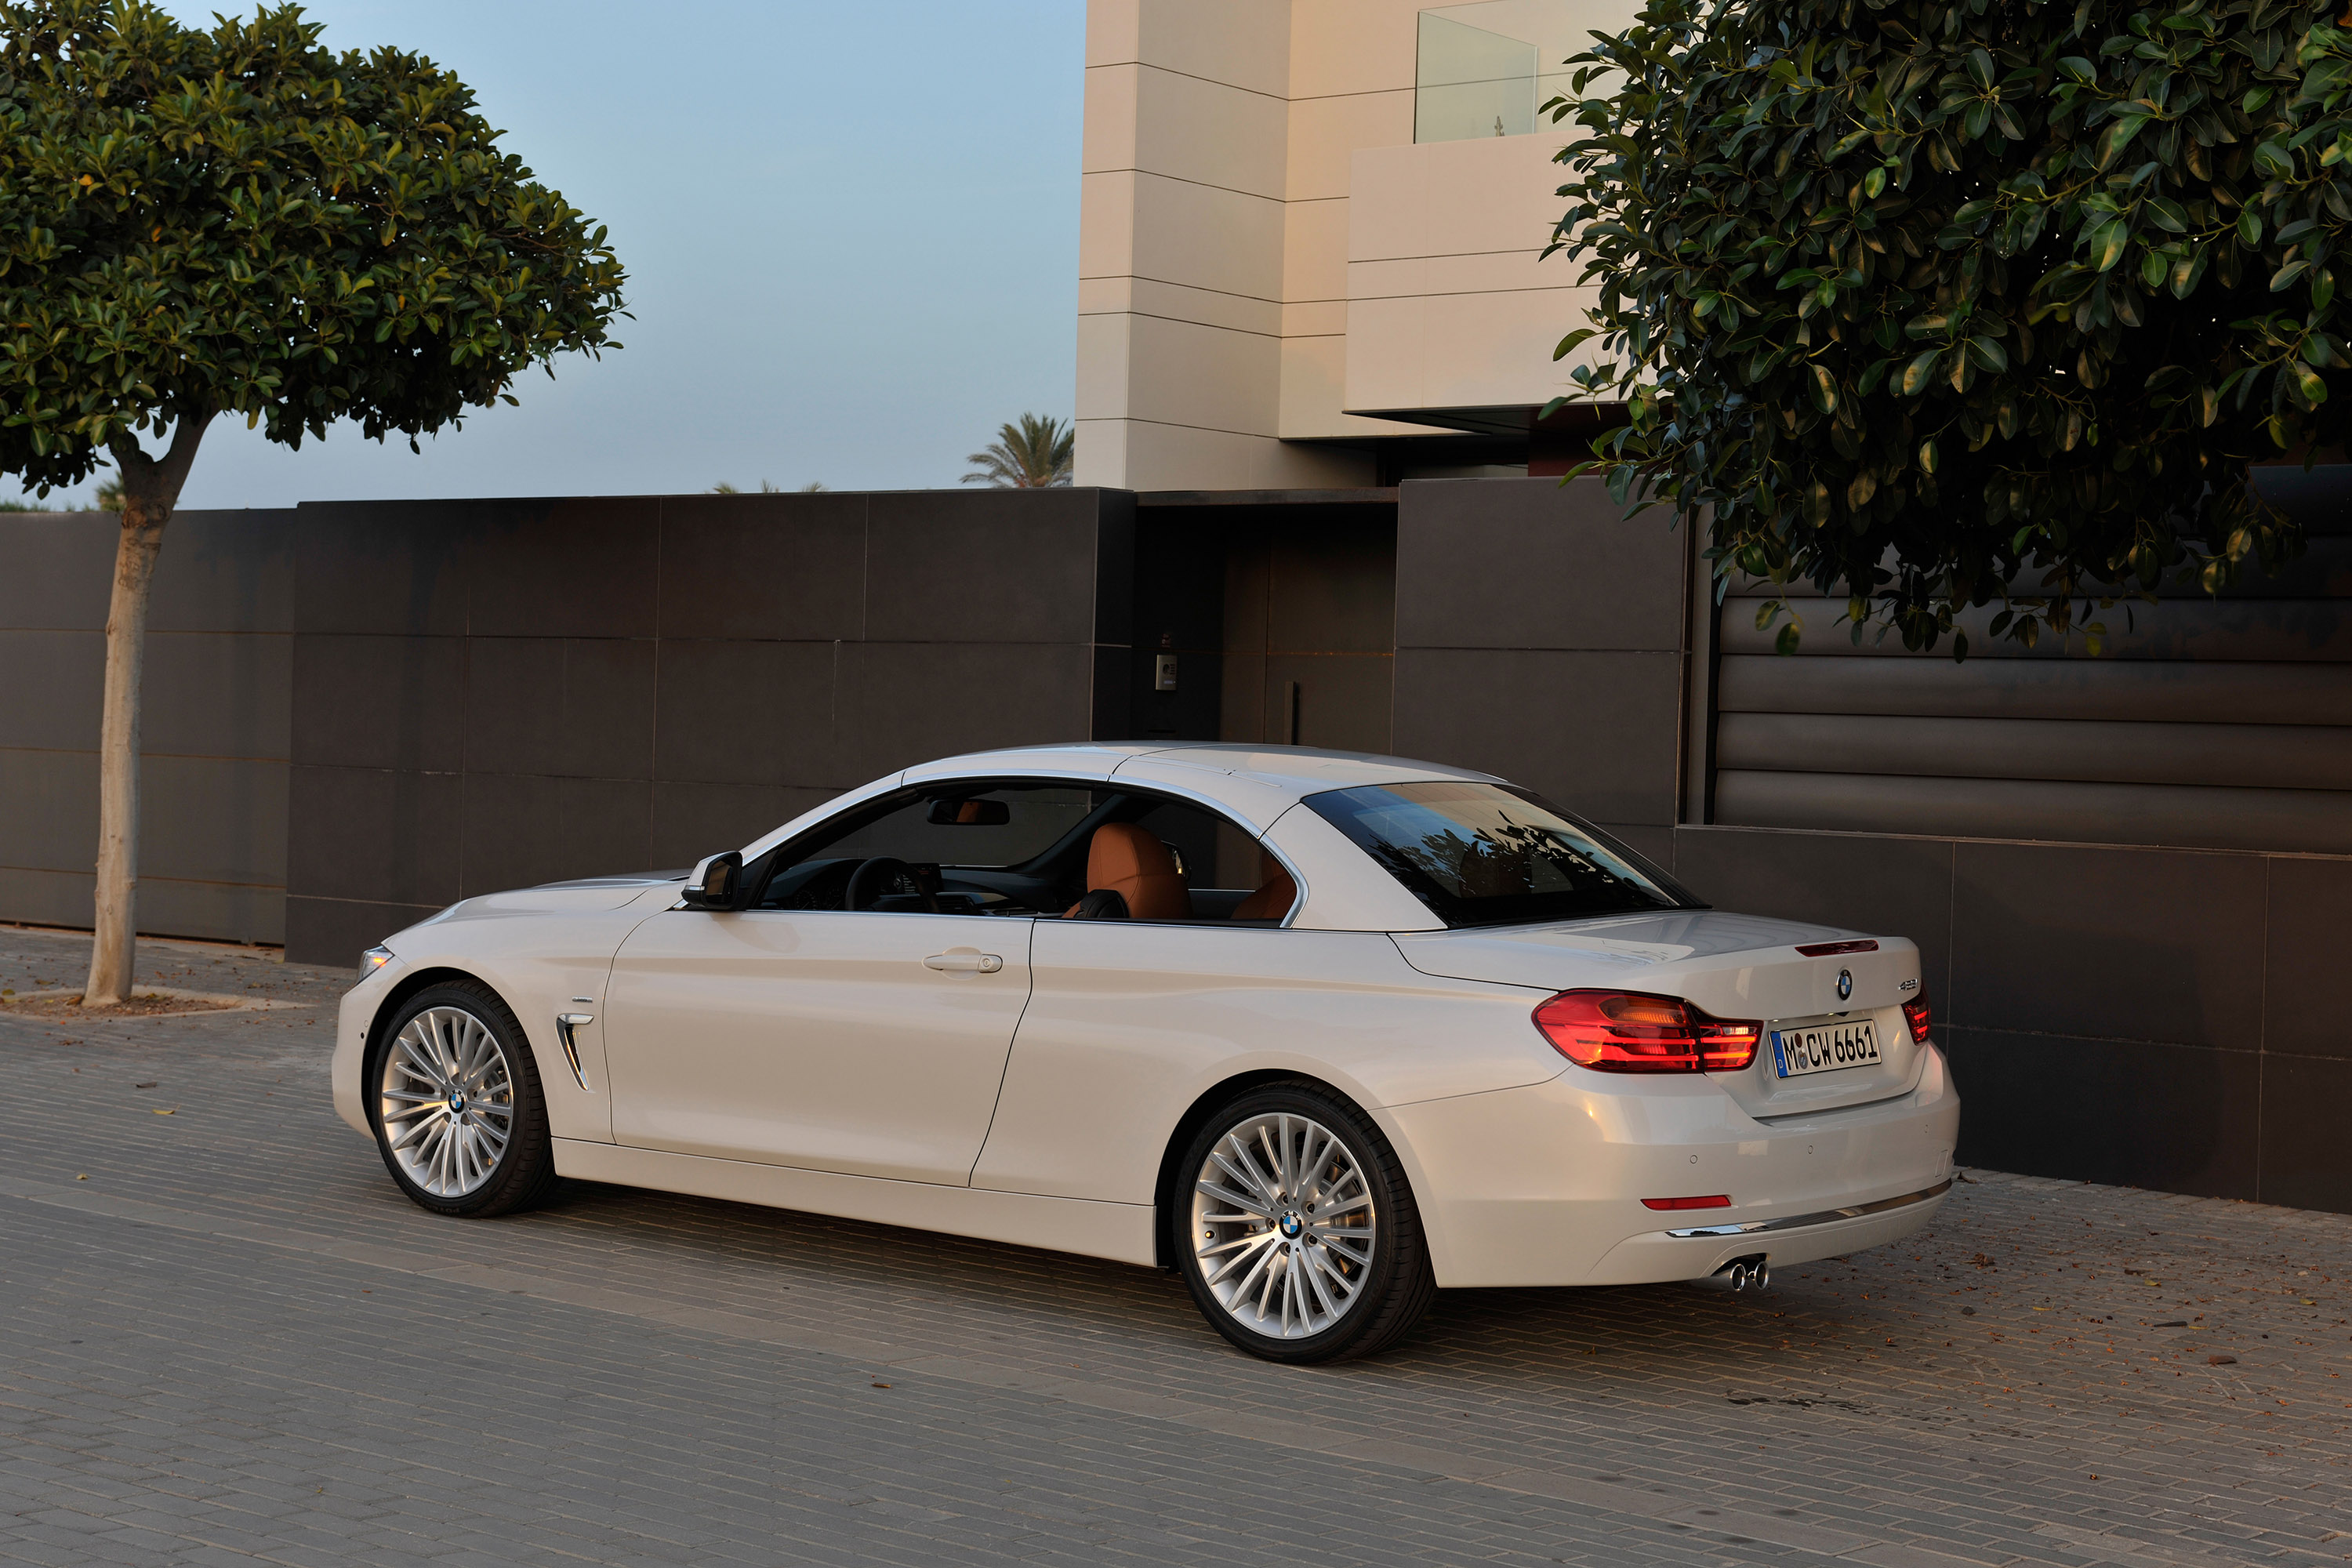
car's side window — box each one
[755,785,1093,916]
[1109,793,1294,925]
[749,779,1298,924]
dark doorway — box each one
[1123,492,1399,753]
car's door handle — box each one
[924,949,1004,974]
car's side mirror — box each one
[681,851,742,910]
[926,797,1011,826]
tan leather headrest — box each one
[1085,823,1189,920]
[1233,851,1296,921]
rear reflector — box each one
[1531,989,1762,1073]
[1903,989,1933,1044]
[1642,1195,1731,1210]
[1795,939,1878,956]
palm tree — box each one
[963,413,1073,488]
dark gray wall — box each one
[1675,827,2350,1213]
[0,509,293,944]
[1391,474,2352,1216]
[284,488,1134,966]
[1390,477,1690,869]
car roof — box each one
[899,742,1502,809]
[740,742,1508,927]
[1121,743,1501,793]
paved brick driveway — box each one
[2,924,2346,1568]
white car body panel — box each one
[1393,914,1932,1120]
[1108,746,1503,840]
[332,877,681,1145]
[1259,800,1443,932]
[603,908,1036,1184]
[970,923,1563,1203]
[1391,1050,1956,1287]
[332,742,1962,1290]
[905,743,1158,788]
[552,1139,1161,1267]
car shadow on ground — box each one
[499,1170,1894,1396]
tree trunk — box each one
[83,416,212,1007]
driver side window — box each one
[757,785,1093,916]
[749,779,1297,924]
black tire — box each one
[1172,1080,1436,1363]
[365,979,557,1218]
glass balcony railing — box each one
[1414,1,1581,144]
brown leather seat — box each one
[1064,823,1189,920]
[1232,852,1296,922]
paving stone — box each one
[2,924,2348,1566]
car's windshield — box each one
[1303,781,1697,928]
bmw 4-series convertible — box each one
[332,744,1959,1362]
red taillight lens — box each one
[1902,989,1932,1044]
[1532,989,1762,1073]
[1641,1194,1731,1210]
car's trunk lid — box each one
[1391,912,1927,1117]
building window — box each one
[1414,2,1577,144]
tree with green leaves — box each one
[962,412,1074,488]
[0,0,625,1002]
[1548,0,2350,656]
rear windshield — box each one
[1303,781,1698,928]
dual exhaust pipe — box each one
[1693,1253,1771,1292]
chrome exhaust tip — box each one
[1693,1254,1771,1292]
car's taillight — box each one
[1902,989,1932,1044]
[1532,989,1762,1073]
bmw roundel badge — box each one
[1836,968,1854,1002]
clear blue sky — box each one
[16,0,1084,510]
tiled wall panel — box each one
[0,510,292,945]
[281,490,1135,966]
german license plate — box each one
[1771,1019,1881,1079]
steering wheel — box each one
[844,856,939,913]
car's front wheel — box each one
[367,980,556,1218]
[1174,1082,1436,1363]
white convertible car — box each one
[332,744,1959,1362]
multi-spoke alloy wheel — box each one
[1174,1083,1435,1363]
[378,1006,516,1197]
[1192,1111,1375,1338]
[368,981,555,1218]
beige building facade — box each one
[1076,0,1638,491]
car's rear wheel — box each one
[1174,1082,1436,1363]
[368,980,555,1218]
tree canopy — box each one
[1548,0,2352,655]
[963,412,1074,488]
[0,0,625,1006]
[0,0,626,489]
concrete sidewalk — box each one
[2,924,2346,1568]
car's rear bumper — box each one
[1582,1178,1951,1285]
[1385,1045,1960,1288]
